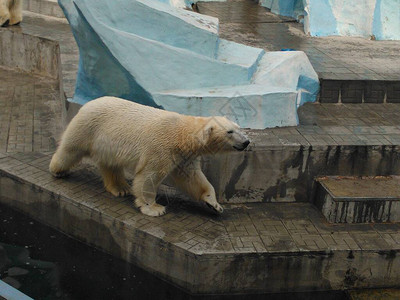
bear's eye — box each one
[227,130,234,134]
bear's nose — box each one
[243,140,250,148]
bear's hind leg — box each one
[9,0,22,25]
[99,165,131,197]
[0,1,10,27]
[49,147,85,178]
[133,169,166,217]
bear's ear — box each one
[205,123,214,135]
[199,123,214,145]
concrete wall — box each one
[23,0,65,18]
[204,145,400,203]
[0,29,62,79]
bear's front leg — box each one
[99,164,131,197]
[171,159,223,214]
[133,169,167,217]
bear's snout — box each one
[232,130,250,151]
[233,139,250,151]
[233,140,250,151]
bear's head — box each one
[201,116,250,153]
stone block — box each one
[315,176,400,223]
[387,82,400,103]
[364,81,385,103]
[341,81,363,103]
[0,30,61,79]
[319,80,341,103]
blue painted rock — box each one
[59,0,319,128]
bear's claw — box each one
[135,199,166,217]
[206,202,224,214]
[50,170,70,178]
[1,19,9,27]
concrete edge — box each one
[2,164,400,294]
[23,0,66,19]
[0,29,62,80]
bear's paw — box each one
[135,199,166,217]
[106,183,131,197]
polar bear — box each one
[49,96,250,217]
[0,0,23,27]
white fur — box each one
[0,0,23,26]
[49,96,249,217]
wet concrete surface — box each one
[198,0,400,81]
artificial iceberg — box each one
[304,0,400,40]
[259,0,400,41]
[59,0,319,129]
[258,0,305,19]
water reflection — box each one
[0,203,191,300]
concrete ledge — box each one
[0,29,62,80]
[1,153,400,294]
[206,144,400,204]
[315,176,400,223]
[319,80,400,103]
[23,0,65,19]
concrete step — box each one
[348,288,400,300]
[319,79,400,104]
[315,176,400,223]
[2,153,400,295]
[5,11,78,98]
[23,0,65,19]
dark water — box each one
[0,203,348,300]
